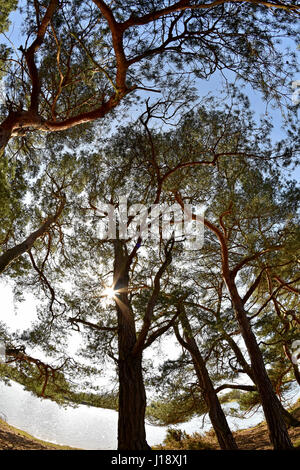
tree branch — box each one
[68,317,118,332]
[24,0,59,113]
[215,383,257,393]
[0,195,66,275]
[132,239,174,355]
[143,310,180,350]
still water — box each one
[0,380,264,449]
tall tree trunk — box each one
[175,197,296,447]
[118,350,150,450]
[226,278,293,449]
[0,111,31,157]
[192,356,238,450]
[114,240,151,450]
[175,312,238,450]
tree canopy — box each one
[0,0,299,451]
[0,0,299,155]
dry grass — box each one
[155,402,300,450]
[0,418,78,450]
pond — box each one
[0,380,267,449]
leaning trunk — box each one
[178,313,238,450]
[192,356,238,450]
[226,279,293,449]
[114,240,150,450]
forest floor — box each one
[233,405,300,450]
[0,403,299,450]
[155,401,300,450]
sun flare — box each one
[103,286,115,299]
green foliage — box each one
[0,0,18,81]
[147,392,207,426]
[0,360,118,409]
[0,75,298,438]
[155,428,215,450]
[0,0,17,33]
[0,0,298,130]
[0,153,28,252]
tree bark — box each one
[225,278,293,449]
[113,240,151,450]
[173,194,296,448]
[0,127,11,157]
[175,312,238,450]
[192,356,238,450]
[118,350,150,450]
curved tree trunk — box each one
[226,279,293,449]
[175,311,238,450]
[114,240,151,450]
[192,356,238,450]
[0,128,11,157]
[175,197,295,448]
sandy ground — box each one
[234,410,300,450]
[0,418,77,450]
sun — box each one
[103,286,116,299]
